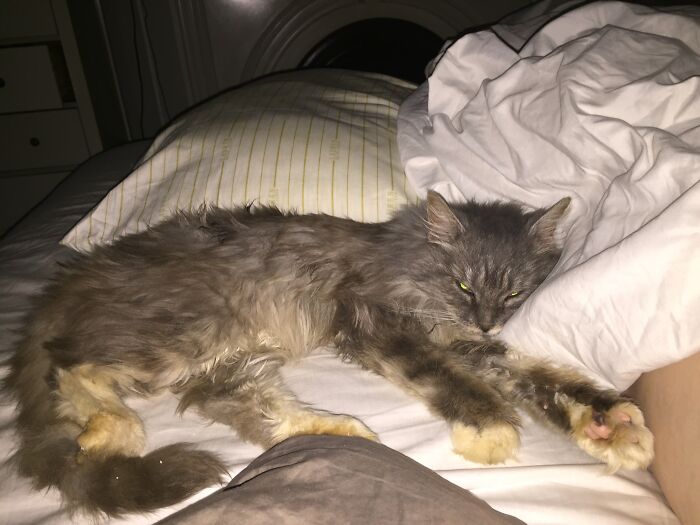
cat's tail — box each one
[4,330,228,518]
[12,435,228,517]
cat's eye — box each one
[456,281,473,295]
[505,291,521,300]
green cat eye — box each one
[457,281,471,293]
[509,291,520,297]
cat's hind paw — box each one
[77,411,146,458]
[451,421,520,464]
[567,399,654,471]
[273,409,378,444]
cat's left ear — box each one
[529,197,571,244]
[426,190,465,245]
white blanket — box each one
[398,0,700,390]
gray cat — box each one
[4,191,653,518]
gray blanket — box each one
[158,436,525,524]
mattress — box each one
[0,136,678,523]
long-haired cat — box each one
[4,191,653,518]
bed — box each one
[1,1,698,523]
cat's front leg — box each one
[337,331,521,464]
[450,420,521,465]
[555,391,653,471]
[435,370,521,465]
[460,343,654,471]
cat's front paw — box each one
[566,399,654,471]
[451,421,520,464]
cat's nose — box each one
[477,321,494,333]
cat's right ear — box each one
[529,197,571,245]
[426,191,465,245]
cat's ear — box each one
[426,191,465,245]
[529,197,571,244]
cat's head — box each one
[423,191,570,337]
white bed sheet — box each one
[0,148,678,524]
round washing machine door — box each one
[297,17,443,84]
[231,0,529,84]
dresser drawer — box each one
[0,0,57,41]
[0,45,66,113]
[0,110,89,172]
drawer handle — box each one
[30,137,41,147]
[0,78,5,88]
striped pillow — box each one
[62,69,418,251]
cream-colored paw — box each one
[77,411,145,458]
[451,421,520,464]
[566,399,654,471]
[273,410,378,444]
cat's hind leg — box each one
[55,364,146,458]
[176,352,376,449]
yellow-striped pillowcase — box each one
[62,69,418,251]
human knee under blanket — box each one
[397,0,700,391]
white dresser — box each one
[0,0,125,236]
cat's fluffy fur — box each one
[4,191,653,517]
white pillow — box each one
[63,69,417,251]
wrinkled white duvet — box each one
[398,0,700,390]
